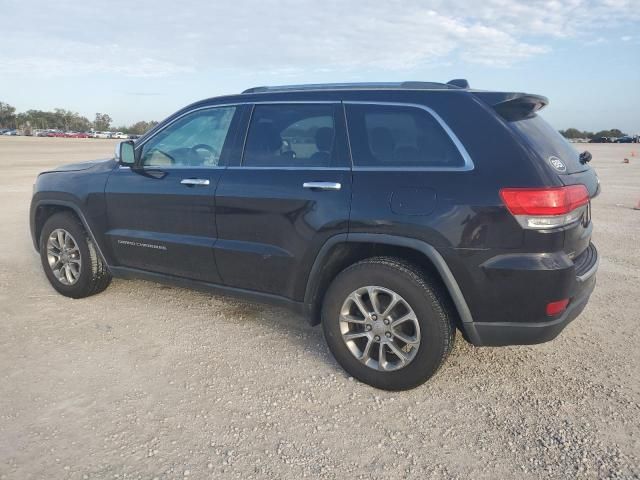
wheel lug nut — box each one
[371,314,377,321]
[383,318,390,325]
[365,325,372,331]
[374,335,380,342]
[385,332,392,338]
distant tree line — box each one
[559,128,627,140]
[1,99,630,140]
[0,101,158,135]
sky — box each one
[0,0,639,133]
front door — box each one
[104,105,239,283]
[214,102,352,300]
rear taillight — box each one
[500,185,589,229]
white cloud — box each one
[0,0,638,77]
[586,36,607,45]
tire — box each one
[39,211,112,298]
[321,257,455,390]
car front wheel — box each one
[39,211,112,298]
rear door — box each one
[214,102,352,300]
[104,105,239,282]
[344,101,474,245]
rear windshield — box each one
[509,115,586,174]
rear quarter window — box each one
[345,103,466,168]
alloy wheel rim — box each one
[46,228,82,286]
[339,286,421,371]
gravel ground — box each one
[0,137,639,479]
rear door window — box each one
[345,103,466,168]
[242,104,339,168]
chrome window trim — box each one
[239,101,341,169]
[343,101,475,172]
[135,104,240,169]
[136,101,340,169]
[135,100,474,172]
[227,166,350,171]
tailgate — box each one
[508,114,590,175]
[559,167,600,259]
[476,90,600,260]
[504,111,600,259]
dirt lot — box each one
[0,136,639,479]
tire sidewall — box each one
[322,262,449,390]
[40,214,94,298]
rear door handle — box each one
[181,178,210,186]
[303,181,341,191]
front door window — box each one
[141,107,236,168]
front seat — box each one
[309,127,334,166]
[245,122,283,166]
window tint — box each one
[345,104,465,168]
[243,104,336,167]
[141,107,236,168]
[509,114,584,174]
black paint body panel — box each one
[29,86,599,347]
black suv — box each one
[30,81,599,390]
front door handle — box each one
[303,181,341,191]
[181,178,210,186]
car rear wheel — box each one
[39,212,112,298]
[322,257,455,390]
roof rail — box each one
[447,79,470,89]
[241,80,468,94]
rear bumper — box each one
[462,243,598,346]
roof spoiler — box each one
[474,91,549,120]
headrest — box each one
[248,122,282,153]
[369,127,395,162]
[315,127,334,152]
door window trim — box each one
[343,101,475,172]
[238,102,347,170]
[134,104,240,169]
[134,100,474,172]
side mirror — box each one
[115,140,136,166]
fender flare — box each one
[31,199,109,265]
[303,233,475,327]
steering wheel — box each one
[143,147,176,166]
[191,144,219,165]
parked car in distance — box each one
[615,136,633,143]
[94,131,113,139]
[0,128,11,135]
[112,132,129,139]
[29,80,600,390]
[3,129,18,136]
